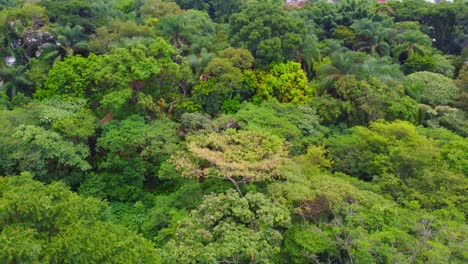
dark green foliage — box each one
[39,0,108,33]
[82,115,180,201]
[229,2,305,66]
[0,174,161,263]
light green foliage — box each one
[38,97,97,140]
[0,174,160,263]
[418,127,468,177]
[326,120,438,180]
[335,75,417,125]
[203,57,242,86]
[96,47,160,90]
[405,71,460,106]
[251,62,312,103]
[162,189,291,263]
[36,46,165,115]
[432,54,455,78]
[326,121,467,209]
[0,101,92,180]
[232,101,322,153]
[36,54,100,99]
[12,125,90,177]
[418,104,468,136]
[283,224,338,263]
[270,164,466,263]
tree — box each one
[0,3,51,64]
[337,0,375,27]
[36,46,161,115]
[35,54,99,99]
[173,129,288,194]
[0,174,161,263]
[0,98,95,183]
[333,75,417,125]
[161,189,291,263]
[297,34,321,78]
[38,97,97,141]
[218,47,254,70]
[156,10,217,54]
[175,0,245,22]
[232,100,322,154]
[393,29,432,63]
[51,24,89,57]
[140,0,182,19]
[359,56,405,83]
[89,20,155,54]
[190,57,244,115]
[299,1,340,39]
[327,121,436,177]
[40,0,108,33]
[229,3,305,66]
[350,19,394,57]
[250,62,312,104]
[82,115,180,201]
[405,71,460,106]
[315,51,365,93]
[332,25,356,48]
[0,65,31,98]
[8,124,91,181]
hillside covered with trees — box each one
[0,0,467,263]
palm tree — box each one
[0,65,31,98]
[38,25,88,65]
[185,48,214,76]
[316,51,361,94]
[360,56,405,83]
[0,0,18,8]
[393,30,432,62]
[157,14,194,48]
[297,34,321,78]
[55,25,89,57]
[351,19,394,57]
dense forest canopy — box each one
[0,0,467,263]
